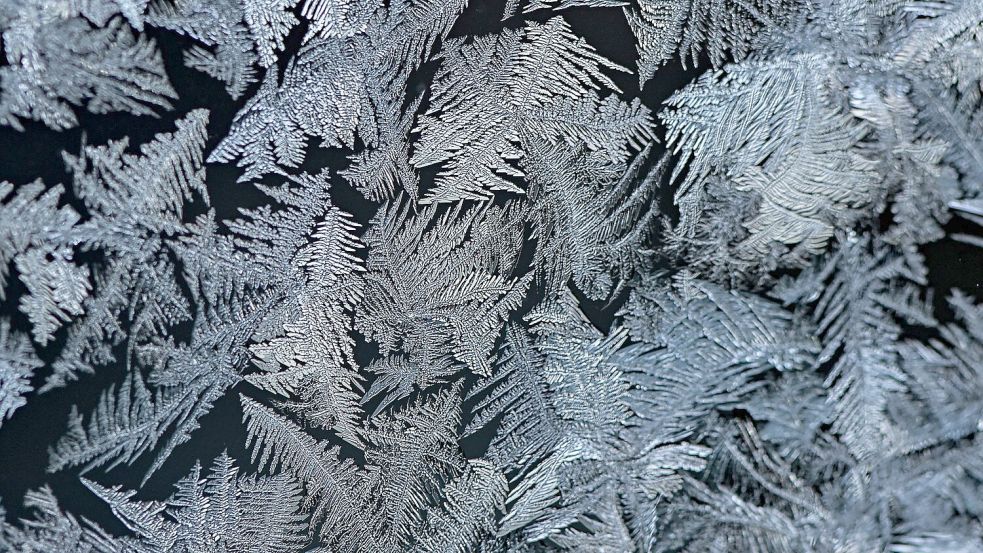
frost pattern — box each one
[0,0,981,552]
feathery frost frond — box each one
[211,0,468,181]
[50,109,209,390]
[662,54,879,275]
[0,485,122,552]
[0,320,40,426]
[241,395,381,551]
[0,2,175,130]
[82,453,308,552]
[627,0,798,78]
[412,16,653,203]
[357,200,529,392]
[773,237,934,461]
[411,459,508,553]
[248,186,366,444]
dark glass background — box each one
[0,0,979,543]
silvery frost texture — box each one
[0,0,981,551]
